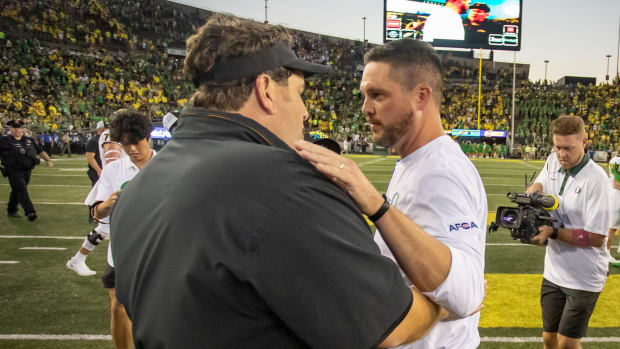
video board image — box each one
[384,0,522,51]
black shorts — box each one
[540,278,601,338]
[101,265,115,289]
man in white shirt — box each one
[92,109,155,349]
[526,115,611,349]
[66,127,126,276]
[607,146,620,265]
[296,38,486,349]
[423,0,470,43]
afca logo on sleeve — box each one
[449,222,479,232]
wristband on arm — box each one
[368,194,390,223]
[572,229,590,247]
[549,227,558,240]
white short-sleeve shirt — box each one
[608,156,620,228]
[94,151,155,267]
[375,136,487,349]
[535,153,611,292]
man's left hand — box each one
[531,225,553,246]
[45,159,53,168]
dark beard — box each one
[373,111,413,148]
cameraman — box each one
[0,120,53,221]
[526,115,611,349]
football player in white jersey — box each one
[93,109,154,349]
[66,126,126,276]
[296,39,486,349]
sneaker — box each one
[66,258,96,276]
[26,212,37,221]
[7,211,21,218]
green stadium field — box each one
[0,155,618,348]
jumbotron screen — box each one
[384,0,522,51]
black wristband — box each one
[368,194,390,223]
[549,227,558,240]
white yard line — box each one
[19,247,67,250]
[0,334,111,340]
[357,157,390,167]
[58,168,88,172]
[0,184,90,188]
[481,337,620,343]
[0,334,617,342]
[0,261,19,264]
[0,235,83,240]
[486,243,535,246]
[47,158,85,161]
[0,201,83,205]
[32,174,85,177]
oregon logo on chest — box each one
[449,222,479,232]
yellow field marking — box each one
[480,274,620,328]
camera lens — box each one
[500,209,519,226]
[502,213,517,224]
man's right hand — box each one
[94,190,122,219]
[614,179,620,190]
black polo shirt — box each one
[112,107,412,349]
[0,135,42,170]
[85,134,101,176]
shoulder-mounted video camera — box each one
[488,173,558,244]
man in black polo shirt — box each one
[85,121,106,187]
[112,14,447,348]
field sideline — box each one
[0,154,619,348]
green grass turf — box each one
[0,155,618,347]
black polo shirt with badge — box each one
[111,107,413,349]
[0,135,42,170]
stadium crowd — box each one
[1,0,619,159]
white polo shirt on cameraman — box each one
[608,156,620,228]
[374,135,487,349]
[535,153,611,292]
[95,150,156,267]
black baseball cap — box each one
[470,3,491,12]
[193,42,331,87]
[6,120,24,128]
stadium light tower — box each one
[362,16,367,42]
[617,16,620,80]
[606,54,612,83]
[544,60,549,82]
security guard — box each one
[0,120,53,220]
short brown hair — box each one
[551,115,585,137]
[364,39,444,104]
[110,109,153,144]
[184,14,293,111]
